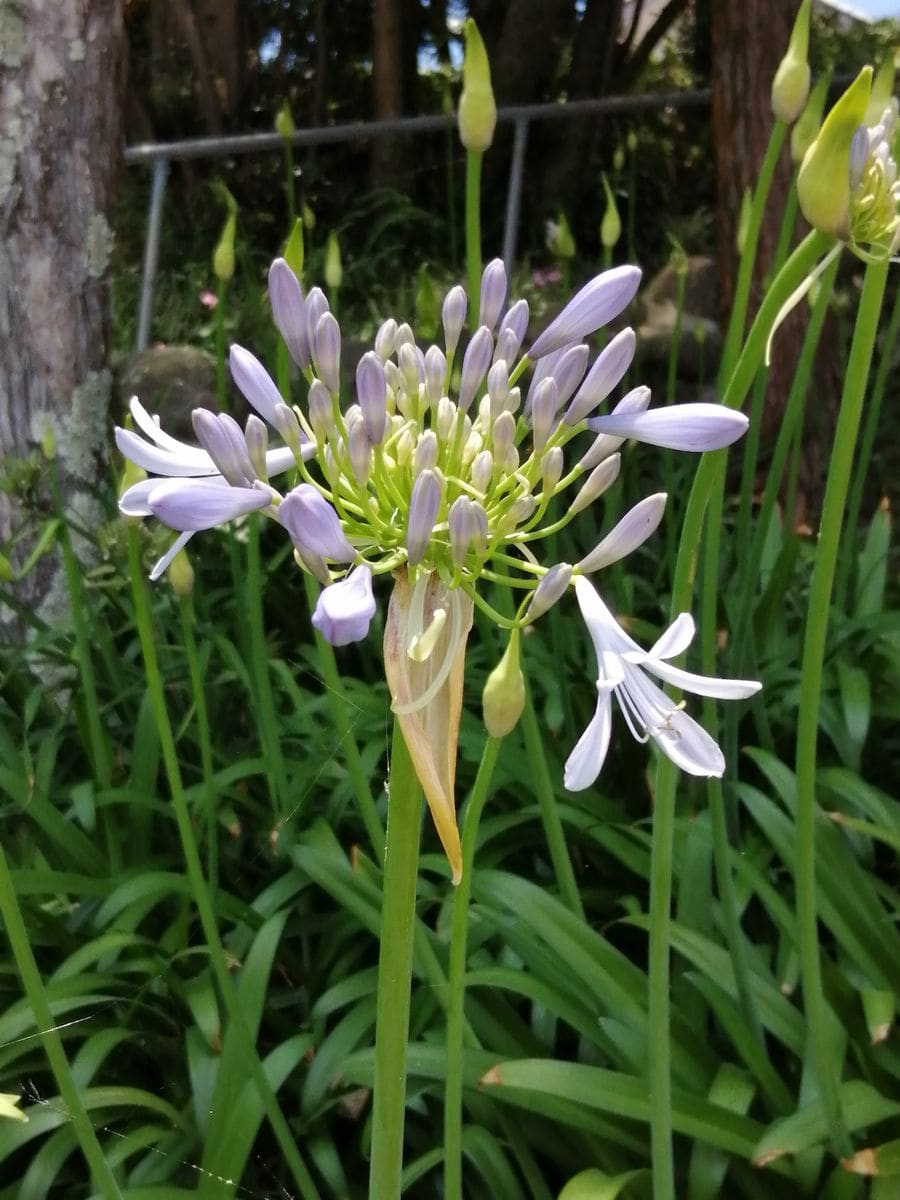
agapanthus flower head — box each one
[117,253,756,880]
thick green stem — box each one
[521,675,584,919]
[246,517,288,813]
[370,719,423,1200]
[0,839,123,1197]
[444,735,502,1200]
[126,529,321,1200]
[795,259,889,1152]
[465,149,483,316]
[180,593,219,891]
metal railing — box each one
[125,89,710,351]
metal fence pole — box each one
[502,117,530,277]
[135,157,170,352]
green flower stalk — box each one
[791,71,830,166]
[117,256,757,882]
[771,0,811,124]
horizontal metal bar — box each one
[123,89,710,166]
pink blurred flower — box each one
[199,289,218,310]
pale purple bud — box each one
[230,345,284,425]
[587,402,749,451]
[507,494,535,527]
[311,565,377,647]
[268,258,309,369]
[356,351,388,444]
[541,446,564,493]
[394,323,415,353]
[526,563,572,622]
[413,430,439,475]
[529,265,642,359]
[395,428,415,467]
[272,402,306,459]
[192,409,254,486]
[436,396,456,440]
[463,428,484,467]
[506,387,522,416]
[148,478,272,531]
[304,288,331,358]
[487,360,510,417]
[398,341,423,394]
[384,360,402,395]
[442,285,468,355]
[496,443,519,475]
[525,343,573,413]
[348,415,371,485]
[278,484,355,561]
[307,379,335,439]
[313,312,341,394]
[375,318,398,362]
[530,378,559,453]
[551,344,590,411]
[424,345,448,404]
[459,326,494,411]
[245,414,269,481]
[849,126,869,189]
[479,258,508,330]
[494,328,521,367]
[565,328,636,425]
[577,493,667,572]
[471,449,493,493]
[578,386,651,469]
[498,298,530,349]
[406,469,442,566]
[569,453,621,516]
[449,496,489,565]
[491,410,516,459]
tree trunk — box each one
[371,0,404,185]
[710,0,838,517]
[0,1,126,637]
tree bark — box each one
[371,0,404,184]
[0,1,126,637]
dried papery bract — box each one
[384,571,474,884]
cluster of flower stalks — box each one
[117,257,760,881]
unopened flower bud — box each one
[577,493,667,572]
[771,0,811,124]
[569,454,621,516]
[526,563,572,622]
[458,18,496,152]
[529,266,641,360]
[413,430,439,475]
[375,318,398,362]
[482,629,525,737]
[541,446,564,493]
[269,257,309,369]
[307,379,334,439]
[448,496,488,565]
[313,312,341,394]
[279,484,355,561]
[356,351,388,444]
[442,285,468,355]
[471,449,493,493]
[552,343,591,411]
[212,207,237,282]
[459,326,494,411]
[600,174,622,249]
[798,66,872,240]
[272,402,305,458]
[348,413,371,485]
[245,414,269,481]
[566,328,636,425]
[167,547,194,598]
[312,565,376,647]
[274,100,295,141]
[531,378,559,453]
[406,469,442,566]
[305,287,331,356]
[479,258,507,330]
[791,71,830,166]
[398,341,423,395]
[546,213,576,260]
[324,230,342,292]
[487,360,510,416]
[491,410,516,459]
[436,396,456,440]
[424,345,447,404]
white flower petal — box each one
[564,690,613,791]
[119,478,157,517]
[648,612,695,661]
[577,493,667,573]
[149,531,195,581]
[652,705,727,776]
[645,658,762,700]
[588,403,749,452]
[116,427,216,477]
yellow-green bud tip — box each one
[600,174,622,249]
[168,548,195,598]
[771,0,812,124]
[459,19,496,152]
[212,211,237,282]
[274,100,295,141]
[798,66,872,240]
[482,630,525,737]
[324,230,342,291]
